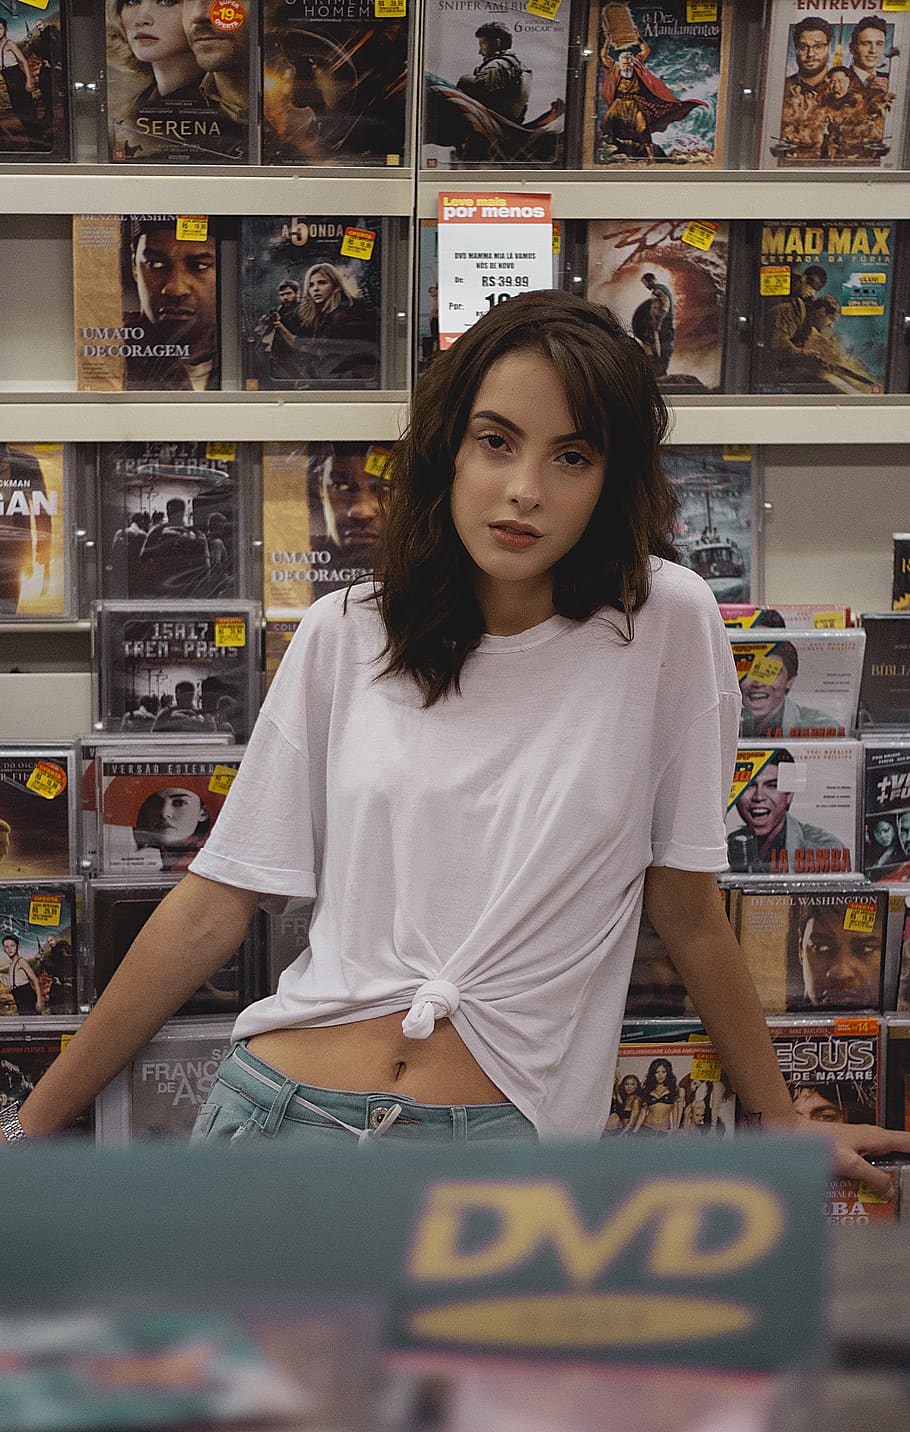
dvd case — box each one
[585,219,729,393]
[859,613,910,728]
[583,2,731,169]
[422,0,575,167]
[0,745,76,879]
[751,221,894,395]
[0,443,75,620]
[758,5,910,169]
[0,0,70,161]
[0,1030,91,1134]
[885,1015,910,1127]
[95,602,261,744]
[726,740,860,878]
[606,1020,736,1136]
[98,442,248,600]
[130,1022,234,1139]
[730,628,865,739]
[892,533,910,611]
[98,747,245,876]
[74,215,221,393]
[261,0,410,165]
[862,740,910,882]
[662,446,756,603]
[267,903,312,993]
[824,1176,898,1225]
[103,0,256,163]
[241,215,383,390]
[264,616,299,690]
[720,603,852,629]
[899,899,910,1011]
[624,910,695,1018]
[0,880,81,1016]
[767,1014,882,1125]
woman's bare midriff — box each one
[245,1011,508,1104]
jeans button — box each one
[369,1105,393,1129]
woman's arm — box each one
[644,865,910,1197]
[7,874,260,1140]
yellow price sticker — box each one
[375,0,406,13]
[26,761,66,801]
[841,302,884,316]
[856,1182,889,1203]
[340,227,376,261]
[813,610,846,629]
[691,1056,722,1082]
[206,442,236,462]
[60,1033,74,1050]
[364,446,391,479]
[29,896,62,927]
[746,655,783,686]
[761,266,790,297]
[526,0,562,16]
[552,221,561,255]
[883,1,910,11]
[687,2,718,19]
[214,618,246,648]
[681,220,718,252]
[176,216,209,242]
[20,0,51,9]
[208,765,238,796]
[844,901,877,934]
[385,153,401,165]
[722,445,752,462]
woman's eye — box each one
[480,433,507,451]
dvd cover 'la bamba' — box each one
[0,0,70,160]
[0,443,72,620]
[725,741,859,878]
[662,446,754,603]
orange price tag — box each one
[834,1017,878,1036]
[214,618,246,648]
[208,765,238,796]
[29,895,62,927]
[26,761,66,800]
[340,227,376,261]
[209,1,245,31]
[552,221,561,255]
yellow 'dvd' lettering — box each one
[408,1179,785,1287]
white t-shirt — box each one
[190,559,741,1135]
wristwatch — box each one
[0,1105,29,1144]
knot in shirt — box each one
[401,979,461,1040]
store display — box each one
[103,0,256,163]
[758,5,910,170]
[267,903,312,991]
[264,616,300,690]
[98,442,248,600]
[422,0,575,167]
[858,613,910,728]
[862,739,910,882]
[824,1175,899,1225]
[725,740,860,878]
[730,628,865,739]
[0,746,76,879]
[624,910,694,1017]
[74,215,221,392]
[130,1022,234,1139]
[241,215,383,390]
[751,220,894,395]
[892,533,910,611]
[0,443,74,621]
[663,446,756,603]
[583,1,731,169]
[720,604,853,629]
[767,1014,882,1125]
[585,219,729,393]
[898,901,910,1012]
[95,602,261,744]
[0,0,70,161]
[0,880,80,1016]
[885,1015,910,1125]
[261,0,410,165]
[0,1031,91,1133]
[606,1020,736,1136]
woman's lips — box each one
[489,525,541,551]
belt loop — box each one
[260,1077,298,1136]
[451,1105,468,1142]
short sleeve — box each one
[650,691,741,872]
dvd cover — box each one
[0,881,80,1016]
[98,442,247,600]
[241,215,382,390]
[824,1176,898,1225]
[0,0,70,160]
[720,604,852,629]
[585,219,729,393]
[103,0,256,162]
[758,4,910,169]
[900,900,910,1010]
[858,613,910,728]
[130,1023,234,1139]
[0,443,74,620]
[726,741,860,878]
[422,0,575,167]
[95,602,261,744]
[885,1015,910,1126]
[267,903,312,992]
[264,616,300,689]
[767,1014,882,1125]
[731,629,865,739]
[751,221,894,395]
[606,1020,736,1136]
[662,446,755,602]
[624,910,695,1018]
[862,740,910,882]
[74,215,221,393]
[583,1,731,169]
[0,746,76,879]
[261,0,410,165]
[0,1031,91,1134]
[892,534,910,612]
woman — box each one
[605,1074,644,1134]
[271,263,379,385]
[632,1060,681,1134]
[107,0,201,144]
[133,787,212,873]
[4,292,909,1194]
[865,816,900,876]
[1,935,44,1017]
[0,19,35,134]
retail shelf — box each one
[0,621,90,635]
[666,397,910,446]
[0,673,92,740]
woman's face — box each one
[307,269,335,305]
[873,818,896,847]
[653,1062,669,1083]
[139,788,204,844]
[120,0,188,64]
[621,1076,640,1097]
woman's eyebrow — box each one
[470,409,587,444]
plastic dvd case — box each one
[727,882,887,1013]
[0,442,76,621]
[129,1020,234,1140]
[859,613,910,728]
[422,0,578,167]
[885,1015,910,1128]
[726,740,860,879]
[0,745,77,879]
[0,880,82,1017]
[585,219,730,393]
[624,910,695,1018]
[757,3,910,170]
[98,746,246,877]
[730,628,865,739]
[720,603,853,629]
[74,215,221,393]
[94,602,261,744]
[862,739,910,882]
[0,0,71,161]
[0,1029,92,1135]
[102,0,257,163]
[90,880,266,1016]
[240,215,384,390]
[767,1014,882,1125]
[264,616,300,690]
[97,442,250,601]
[261,0,411,165]
[662,446,758,604]
[606,1020,736,1137]
[751,220,895,396]
[583,1,732,170]
[267,903,312,993]
[898,898,910,1011]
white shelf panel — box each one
[0,673,92,740]
[666,398,910,446]
[0,168,415,217]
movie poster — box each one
[99,750,245,876]
[606,1022,736,1136]
[859,613,910,728]
[586,219,729,392]
[720,604,852,629]
[0,881,79,1016]
[751,221,894,395]
[725,740,860,879]
[730,629,865,740]
[0,443,72,620]
[758,4,910,169]
[261,0,409,164]
[103,0,255,162]
[767,1015,882,1124]
[584,1,730,168]
[0,1035,91,1134]
[74,215,220,393]
[130,1026,233,1139]
[662,446,754,603]
[862,741,910,882]
[0,748,75,879]
[241,215,382,390]
[423,0,574,167]
[0,0,69,160]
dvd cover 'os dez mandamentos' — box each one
[662,446,755,604]
[0,748,75,881]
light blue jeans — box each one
[190,1041,538,1147]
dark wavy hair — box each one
[369,289,678,707]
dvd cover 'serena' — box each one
[0,443,75,620]
[606,1020,736,1137]
[0,0,70,161]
